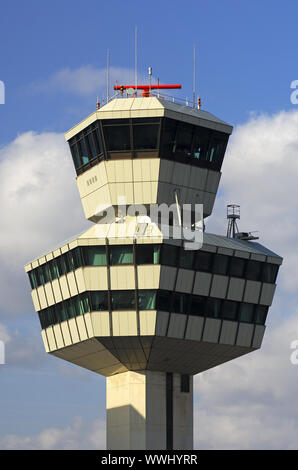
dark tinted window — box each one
[91,292,109,311]
[133,123,159,149]
[156,291,171,311]
[229,257,245,277]
[103,124,131,151]
[262,263,279,283]
[136,244,160,264]
[82,246,107,266]
[239,303,254,323]
[205,298,221,318]
[255,305,268,325]
[160,244,179,267]
[175,122,193,156]
[246,260,262,281]
[222,300,238,320]
[111,290,135,310]
[194,251,213,271]
[172,293,188,314]
[179,248,195,270]
[213,254,229,275]
[189,295,205,316]
[109,245,133,264]
[192,126,211,161]
[138,290,156,310]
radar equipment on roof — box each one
[227,204,259,240]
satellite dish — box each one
[126,87,135,96]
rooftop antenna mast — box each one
[193,45,196,108]
[227,204,240,238]
[107,49,110,103]
[135,26,138,94]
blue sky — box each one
[1,0,298,449]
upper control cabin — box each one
[65,96,233,222]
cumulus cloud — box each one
[208,109,298,292]
[31,65,149,97]
[0,131,88,315]
[0,417,105,450]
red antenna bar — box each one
[114,84,181,90]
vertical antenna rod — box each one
[107,49,110,103]
[193,45,196,108]
[135,27,138,93]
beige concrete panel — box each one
[185,316,204,341]
[250,253,266,262]
[139,310,156,336]
[172,162,191,187]
[41,330,49,353]
[31,260,39,269]
[124,182,134,205]
[59,275,70,300]
[210,274,229,299]
[51,278,63,303]
[189,167,208,190]
[205,170,221,193]
[83,266,108,290]
[68,318,80,344]
[243,280,261,304]
[201,244,217,253]
[175,269,195,294]
[76,315,88,341]
[61,245,69,254]
[219,320,238,345]
[39,256,46,265]
[91,311,111,337]
[132,159,142,181]
[106,160,116,182]
[110,266,135,290]
[252,325,266,348]
[53,324,64,349]
[267,256,282,265]
[137,265,160,289]
[66,272,78,297]
[133,182,144,204]
[31,290,40,312]
[167,313,187,339]
[234,250,250,259]
[217,247,234,256]
[74,268,86,293]
[159,266,177,291]
[44,283,55,306]
[45,327,57,351]
[24,264,32,272]
[227,277,245,302]
[259,283,276,306]
[159,159,174,184]
[84,313,93,338]
[149,158,160,181]
[193,272,212,296]
[37,286,47,309]
[60,321,72,346]
[112,311,138,336]
[45,253,53,262]
[68,241,78,251]
[202,318,221,343]
[236,323,254,347]
[155,311,169,336]
[202,191,215,215]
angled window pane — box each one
[111,290,135,310]
[189,295,205,316]
[133,124,159,150]
[239,303,254,323]
[192,126,211,161]
[194,251,213,272]
[93,126,103,154]
[136,244,160,264]
[83,246,107,266]
[138,290,156,310]
[109,245,133,265]
[262,263,279,283]
[67,300,76,318]
[205,298,222,318]
[161,118,178,156]
[160,244,179,267]
[50,258,59,280]
[175,122,193,157]
[172,293,188,314]
[86,132,97,159]
[91,292,108,311]
[180,248,195,270]
[103,125,131,151]
[70,143,81,169]
[28,271,38,289]
[255,305,268,325]
[156,290,171,311]
[36,266,45,286]
[213,254,229,275]
[245,260,262,281]
[222,300,238,320]
[229,257,245,278]
[77,139,89,165]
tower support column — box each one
[106,370,193,450]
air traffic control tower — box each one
[25,83,282,450]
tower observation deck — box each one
[25,86,282,450]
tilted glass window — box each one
[160,244,179,267]
[172,292,188,314]
[111,290,135,310]
[28,271,38,289]
[262,263,279,283]
[103,120,131,151]
[138,290,156,310]
[245,260,262,281]
[77,137,89,165]
[229,257,245,278]
[136,244,160,264]
[179,248,195,270]
[133,123,159,150]
[194,251,213,272]
[213,254,229,275]
[91,291,108,311]
[192,126,211,161]
[175,122,193,157]
[205,298,222,318]
[109,245,133,265]
[161,118,178,156]
[222,300,238,321]
[156,290,171,311]
[254,305,268,325]
[82,246,107,266]
[239,303,254,323]
[189,295,205,316]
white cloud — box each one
[31,65,149,97]
[208,109,298,292]
[0,417,105,450]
